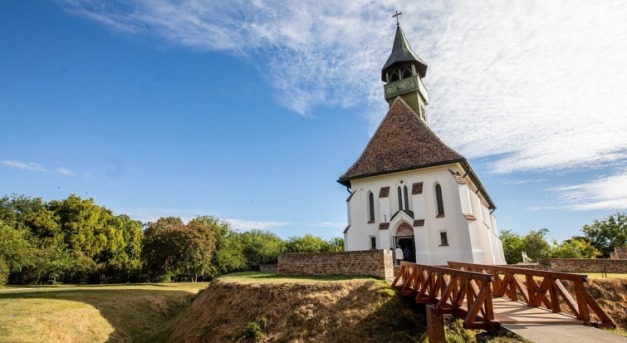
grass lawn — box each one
[217,271,378,284]
[0,282,207,343]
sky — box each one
[1,0,626,242]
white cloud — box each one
[56,0,627,202]
[56,167,74,176]
[308,221,346,229]
[1,160,48,172]
[118,207,291,230]
[549,168,627,210]
[119,207,205,223]
[226,218,290,231]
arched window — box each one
[402,66,412,79]
[435,184,445,217]
[390,71,400,82]
[367,192,375,223]
[403,185,409,211]
[397,187,403,211]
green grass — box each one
[0,282,207,343]
[217,271,378,284]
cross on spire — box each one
[392,10,403,26]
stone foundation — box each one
[277,249,394,279]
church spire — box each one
[381,22,428,81]
[381,14,429,123]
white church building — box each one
[338,21,506,265]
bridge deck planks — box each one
[490,297,584,325]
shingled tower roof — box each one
[338,97,465,187]
[381,24,428,81]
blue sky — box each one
[1,0,626,242]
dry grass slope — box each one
[168,276,426,343]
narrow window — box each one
[403,185,409,211]
[440,232,449,246]
[370,236,376,249]
[368,192,375,223]
[397,187,403,211]
[435,184,445,217]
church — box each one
[338,19,506,265]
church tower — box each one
[338,13,506,265]
[382,15,429,123]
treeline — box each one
[0,194,343,285]
[499,212,626,264]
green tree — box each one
[325,237,344,252]
[240,230,285,269]
[213,230,248,275]
[499,229,524,264]
[142,217,217,282]
[286,234,328,253]
[522,228,552,261]
[581,213,626,258]
[550,238,600,258]
[0,220,33,285]
[180,217,216,281]
[142,217,185,282]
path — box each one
[502,323,627,343]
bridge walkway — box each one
[391,261,617,335]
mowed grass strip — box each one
[0,283,207,343]
[217,271,377,284]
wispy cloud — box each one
[56,167,74,176]
[56,1,627,204]
[119,207,206,223]
[1,160,48,172]
[549,168,627,210]
[226,218,291,231]
[56,1,627,175]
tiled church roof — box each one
[338,97,465,186]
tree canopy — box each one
[0,194,344,285]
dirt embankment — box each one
[167,279,424,343]
[586,279,627,329]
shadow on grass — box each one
[0,286,199,343]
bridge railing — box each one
[392,261,498,332]
[447,261,616,328]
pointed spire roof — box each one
[338,97,464,186]
[381,24,428,81]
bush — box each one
[244,322,264,342]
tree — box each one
[325,237,344,252]
[286,234,328,253]
[499,230,524,264]
[240,230,285,269]
[142,217,216,282]
[522,228,552,261]
[142,217,185,282]
[180,217,216,281]
[581,213,626,258]
[0,220,33,285]
[550,238,600,258]
[500,228,552,264]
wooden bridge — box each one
[391,261,616,333]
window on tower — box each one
[435,184,445,217]
[402,66,412,79]
[390,71,400,82]
[367,191,375,223]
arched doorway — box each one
[394,222,416,262]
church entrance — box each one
[394,222,416,263]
